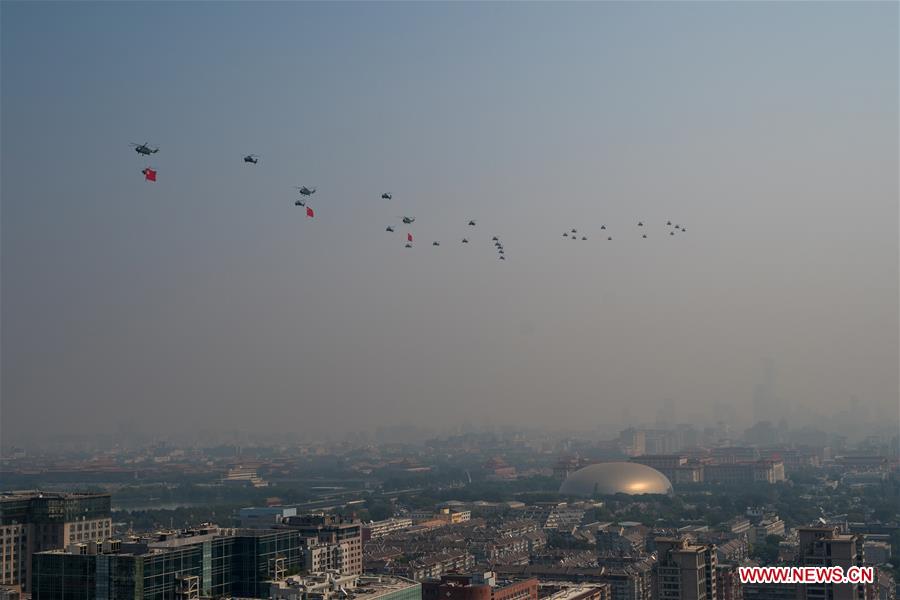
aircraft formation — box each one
[132,143,688,260]
[562,220,688,242]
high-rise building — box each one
[653,537,717,600]
[0,491,111,593]
[619,429,646,457]
[752,358,778,424]
[714,564,742,600]
[281,514,363,575]
[31,525,304,599]
[796,527,870,600]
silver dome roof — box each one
[559,461,673,497]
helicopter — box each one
[130,142,158,156]
[461,238,469,244]
[433,241,440,246]
[386,226,395,232]
[294,186,316,197]
[468,220,476,226]
[243,154,259,164]
[381,193,392,200]
[399,216,415,224]
[294,199,306,207]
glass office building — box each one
[32,528,304,600]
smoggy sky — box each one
[2,1,897,445]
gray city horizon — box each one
[2,2,898,448]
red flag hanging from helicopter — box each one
[407,232,413,242]
[142,168,157,182]
[306,206,314,218]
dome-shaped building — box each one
[559,462,673,497]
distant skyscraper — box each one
[655,399,677,430]
[752,357,777,424]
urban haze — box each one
[2,2,897,445]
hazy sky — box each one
[2,2,897,445]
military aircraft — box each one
[382,193,392,200]
[462,238,469,243]
[294,186,316,197]
[492,236,499,241]
[601,225,606,230]
[243,154,259,164]
[294,199,306,207]
[667,220,672,226]
[433,241,440,246]
[670,231,675,236]
[386,226,395,232]
[499,255,506,260]
[607,237,612,241]
[405,243,412,248]
[581,236,587,241]
[468,220,476,226]
[563,232,569,237]
[642,234,648,238]
[638,221,644,227]
[399,216,415,224]
[131,142,158,156]
[571,229,577,233]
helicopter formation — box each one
[131,142,688,260]
[561,220,688,242]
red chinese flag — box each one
[143,168,157,182]
[306,206,314,218]
[407,233,413,242]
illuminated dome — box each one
[559,462,673,497]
